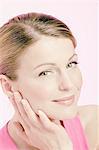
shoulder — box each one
[78,104,98,112]
[78,105,98,127]
[78,105,98,120]
[78,105,99,149]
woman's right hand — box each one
[9,91,73,150]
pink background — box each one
[0,0,98,128]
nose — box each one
[58,71,73,91]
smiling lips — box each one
[53,95,75,106]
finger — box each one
[14,92,42,130]
[14,121,29,143]
[38,110,58,131]
[7,91,19,114]
[13,92,30,130]
[21,99,40,127]
[8,92,29,131]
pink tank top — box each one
[0,115,89,150]
[0,122,18,150]
[63,115,89,149]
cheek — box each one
[69,68,83,90]
[18,81,51,104]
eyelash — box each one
[66,61,79,68]
[38,61,79,77]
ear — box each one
[0,74,15,98]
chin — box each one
[49,105,78,120]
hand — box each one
[9,91,73,150]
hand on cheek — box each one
[8,91,73,150]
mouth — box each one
[52,95,75,106]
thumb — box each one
[14,122,28,142]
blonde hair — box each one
[0,12,77,81]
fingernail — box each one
[14,92,21,102]
[7,91,14,98]
[38,110,44,115]
[21,99,26,105]
[38,110,41,114]
[14,91,19,96]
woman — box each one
[0,12,98,150]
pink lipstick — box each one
[53,95,75,106]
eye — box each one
[38,71,52,77]
[66,61,79,69]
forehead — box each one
[23,36,74,59]
[18,37,75,72]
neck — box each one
[7,115,39,150]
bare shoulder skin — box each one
[78,105,99,150]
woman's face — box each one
[14,36,83,120]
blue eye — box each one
[38,71,52,77]
[67,61,78,69]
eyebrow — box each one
[33,53,77,70]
